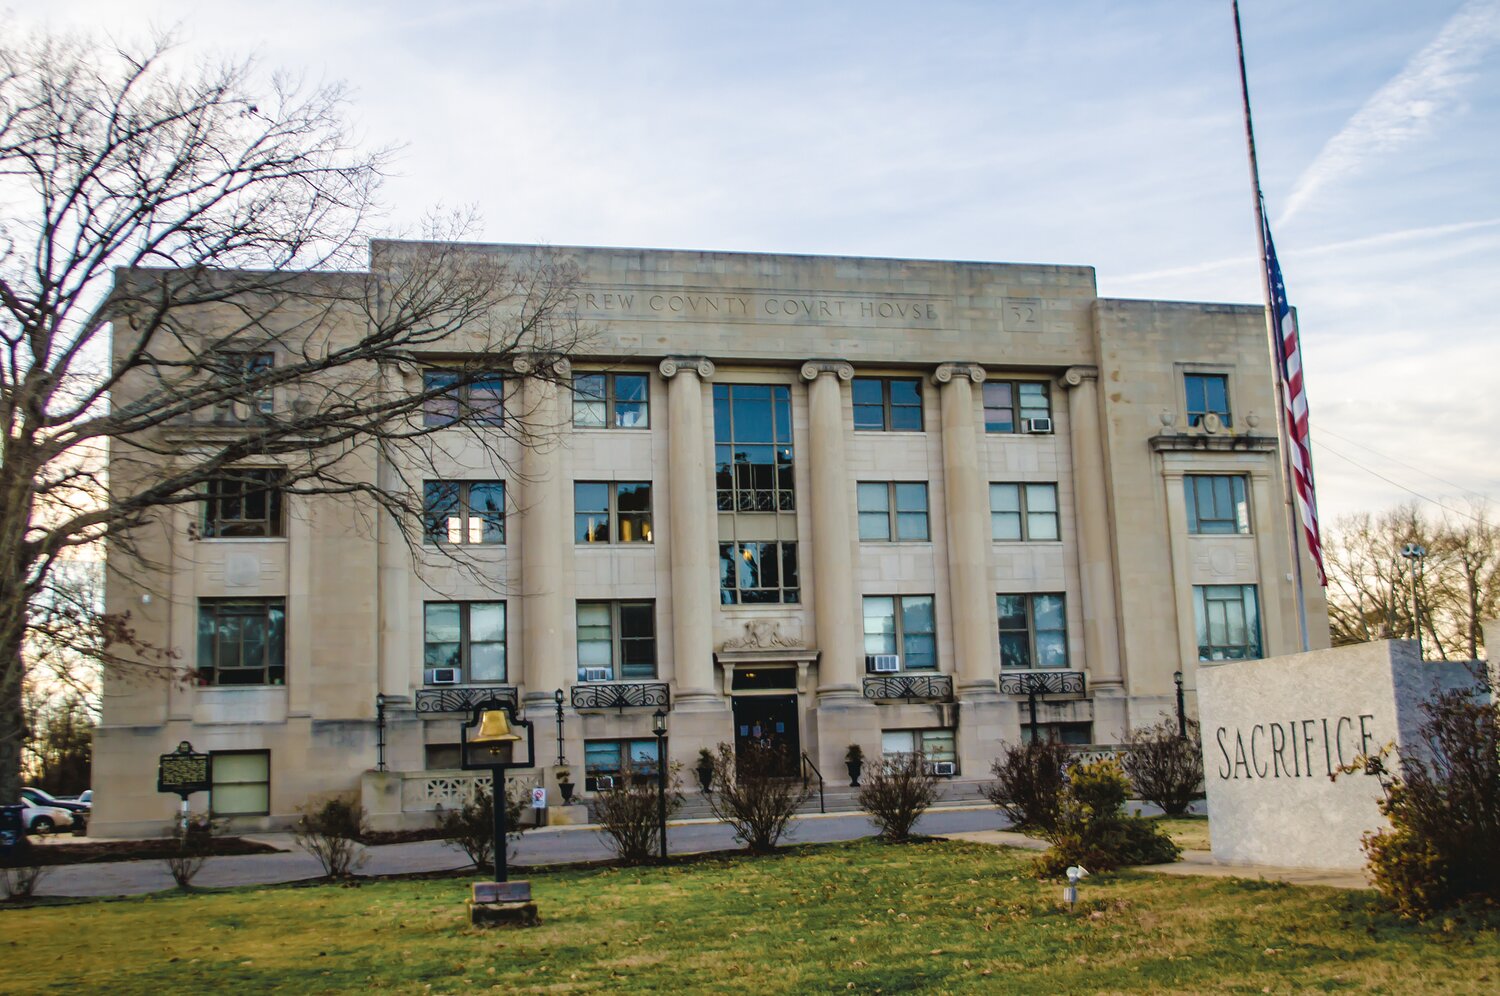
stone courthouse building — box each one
[92,241,1329,835]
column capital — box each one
[799,360,855,382]
[932,362,986,386]
[1060,365,1099,389]
[513,354,572,378]
[658,356,715,380]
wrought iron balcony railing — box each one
[998,670,1087,696]
[570,681,671,712]
[413,685,519,716]
[862,673,955,703]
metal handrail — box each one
[800,751,825,814]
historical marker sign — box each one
[157,741,212,798]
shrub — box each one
[983,738,1070,833]
[164,813,221,888]
[593,761,682,865]
[294,794,369,879]
[706,742,810,854]
[435,782,530,876]
[1362,687,1500,918]
[857,752,940,842]
[1035,757,1180,876]
[1,836,48,900]
[1121,718,1204,816]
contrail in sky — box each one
[1278,0,1500,225]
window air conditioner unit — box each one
[424,667,460,685]
[1025,417,1053,434]
[581,667,611,683]
[866,654,901,674]
[930,761,957,777]
[595,775,614,789]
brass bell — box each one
[471,708,522,755]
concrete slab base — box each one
[469,901,539,928]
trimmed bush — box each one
[1363,687,1500,918]
[1035,757,1180,876]
[858,752,941,842]
[706,742,810,853]
[1,836,48,900]
[294,794,369,879]
[435,783,530,875]
[593,761,682,865]
[983,738,1070,833]
[164,813,221,888]
[1122,718,1204,816]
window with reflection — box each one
[997,593,1068,669]
[852,378,923,431]
[423,601,506,682]
[1185,475,1250,534]
[574,482,653,543]
[423,370,505,427]
[1185,373,1231,428]
[713,384,794,512]
[719,541,800,604]
[862,595,937,670]
[982,380,1050,433]
[423,481,504,544]
[573,372,650,428]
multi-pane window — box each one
[1185,373,1231,428]
[574,482,653,543]
[584,739,660,791]
[852,378,923,431]
[719,542,800,604]
[997,593,1068,669]
[576,601,657,681]
[1184,475,1250,534]
[197,599,286,686]
[210,751,270,816]
[202,470,284,538]
[213,351,275,416]
[423,481,505,545]
[881,729,957,768]
[990,483,1060,541]
[1194,584,1262,661]
[423,602,506,682]
[862,595,937,670]
[857,482,930,542]
[982,381,1050,433]
[423,370,505,427]
[1021,722,1093,745]
[713,384,795,512]
[573,372,650,429]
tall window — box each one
[202,470,284,538]
[982,380,1050,433]
[852,378,923,431]
[862,595,937,670]
[881,729,956,768]
[1184,373,1231,428]
[573,372,650,428]
[997,593,1068,669]
[720,542,800,604]
[713,384,794,512]
[423,370,505,427]
[210,751,270,816]
[1194,585,1262,660]
[990,483,1060,541]
[1184,475,1250,534]
[197,599,286,686]
[576,601,657,681]
[574,482,653,543]
[423,602,506,682]
[857,482,930,542]
[423,481,505,545]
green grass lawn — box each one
[1154,815,1211,852]
[4,840,1498,993]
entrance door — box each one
[731,694,800,777]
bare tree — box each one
[0,31,584,800]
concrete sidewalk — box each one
[939,829,1374,890]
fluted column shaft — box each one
[519,360,569,696]
[1062,366,1123,686]
[659,357,717,703]
[934,363,998,689]
[800,361,859,696]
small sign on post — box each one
[530,787,547,810]
[157,741,212,832]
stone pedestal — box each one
[360,769,404,833]
[469,880,539,928]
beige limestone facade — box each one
[93,242,1329,836]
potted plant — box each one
[845,744,865,787]
[695,748,715,792]
[554,766,575,804]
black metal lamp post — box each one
[1173,671,1186,739]
[652,708,668,864]
[460,699,534,883]
[553,688,566,766]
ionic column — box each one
[519,358,570,699]
[799,361,860,698]
[933,363,998,691]
[1061,366,1124,687]
[659,357,718,706]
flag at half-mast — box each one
[1261,209,1326,586]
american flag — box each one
[1262,211,1326,586]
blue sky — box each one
[23,0,1500,522]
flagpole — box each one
[1233,0,1312,653]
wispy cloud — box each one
[1278,0,1500,225]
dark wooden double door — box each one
[731,694,800,777]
